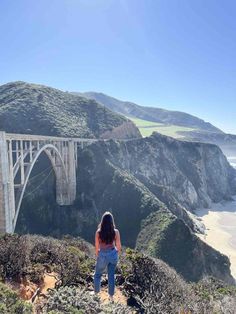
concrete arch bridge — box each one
[0,131,97,233]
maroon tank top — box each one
[99,231,116,249]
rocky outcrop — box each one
[100,121,141,139]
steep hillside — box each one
[0,82,141,139]
[136,211,233,283]
[78,91,222,133]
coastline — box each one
[196,196,236,280]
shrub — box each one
[0,282,32,314]
[0,234,94,287]
[41,286,133,314]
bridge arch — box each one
[0,132,80,233]
[13,144,69,230]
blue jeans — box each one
[94,248,118,296]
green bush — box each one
[0,234,94,287]
[0,282,32,314]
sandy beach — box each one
[227,156,236,169]
[196,196,236,280]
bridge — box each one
[0,131,97,233]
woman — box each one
[94,211,122,301]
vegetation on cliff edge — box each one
[0,234,236,313]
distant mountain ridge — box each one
[76,91,236,157]
[76,91,223,134]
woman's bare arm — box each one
[95,231,99,257]
[115,230,122,253]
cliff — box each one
[15,134,236,284]
[181,130,236,157]
[87,133,236,211]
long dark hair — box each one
[98,211,116,244]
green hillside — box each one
[0,81,140,139]
[128,116,196,138]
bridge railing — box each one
[5,133,98,143]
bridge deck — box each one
[5,133,99,143]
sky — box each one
[0,0,236,133]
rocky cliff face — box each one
[90,133,236,211]
[181,130,236,157]
[100,121,140,139]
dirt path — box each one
[40,272,58,294]
[99,286,127,305]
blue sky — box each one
[0,0,236,133]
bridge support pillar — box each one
[67,140,77,203]
[55,140,77,205]
[0,132,14,233]
[55,163,70,205]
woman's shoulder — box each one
[115,228,120,234]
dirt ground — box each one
[99,286,127,305]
